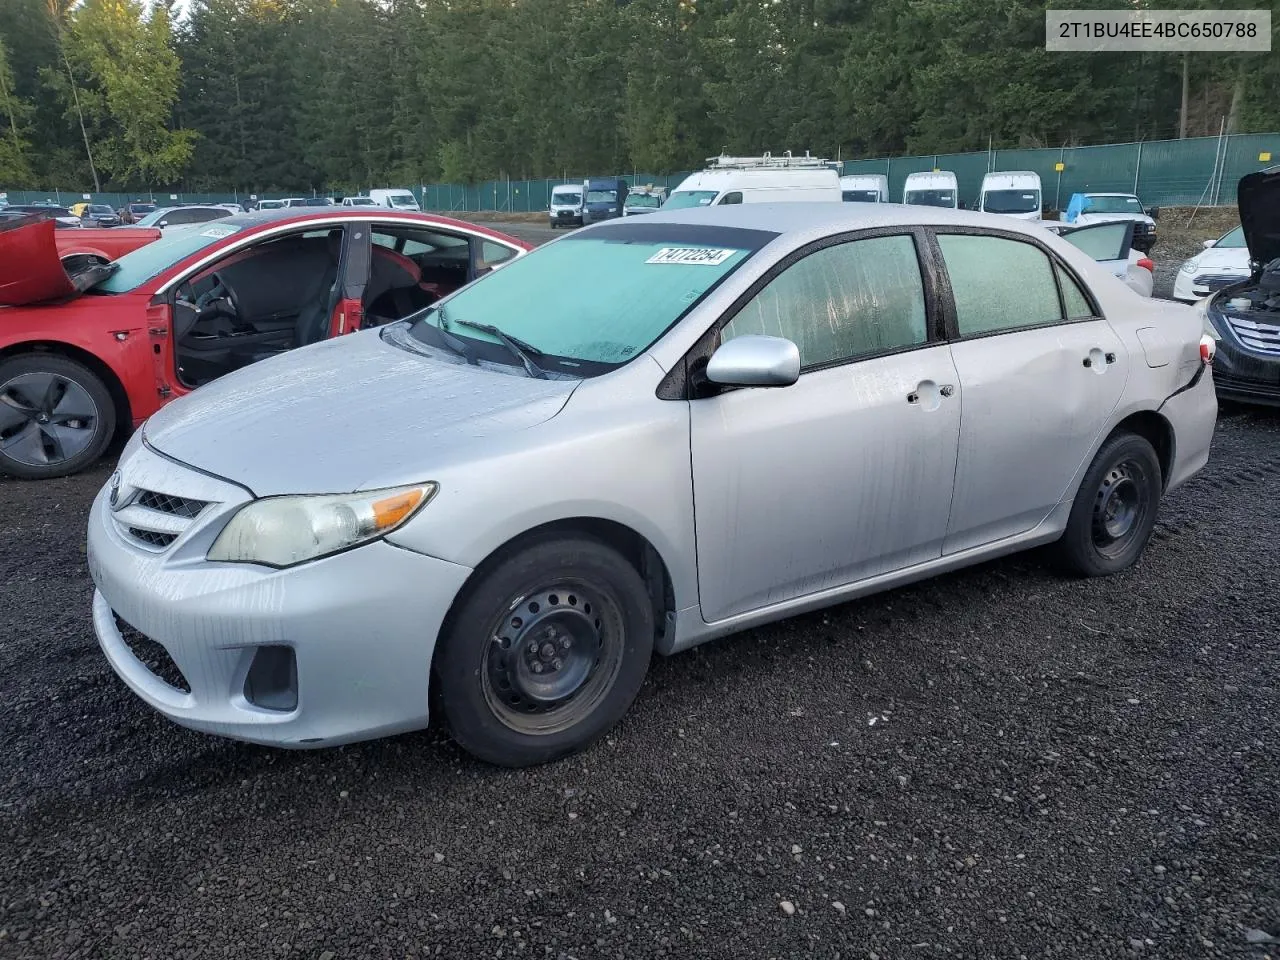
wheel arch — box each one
[0,339,133,441]
[1108,409,1175,491]
[433,516,678,679]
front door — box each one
[689,232,962,623]
[932,231,1128,554]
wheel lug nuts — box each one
[559,638,571,650]
[527,642,538,655]
[531,662,544,674]
[552,658,562,670]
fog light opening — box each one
[244,645,298,712]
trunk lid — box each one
[0,215,115,307]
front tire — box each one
[1054,432,1162,576]
[435,536,654,767]
[0,354,117,480]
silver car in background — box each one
[87,205,1218,767]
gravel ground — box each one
[1,407,1278,959]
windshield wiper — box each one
[454,319,549,379]
[428,302,478,365]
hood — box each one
[1076,211,1155,227]
[1185,245,1252,272]
[1238,169,1280,266]
[0,215,115,306]
[142,327,579,496]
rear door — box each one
[932,230,1127,554]
[689,230,961,622]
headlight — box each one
[1180,258,1199,275]
[208,483,437,567]
[1195,297,1220,340]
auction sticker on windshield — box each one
[199,225,240,239]
[646,247,739,266]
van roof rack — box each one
[704,151,839,171]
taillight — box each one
[1137,257,1155,272]
[1200,334,1215,364]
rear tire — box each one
[0,354,117,480]
[435,536,654,767]
[1054,432,1162,577]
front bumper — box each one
[1208,328,1280,406]
[86,450,473,748]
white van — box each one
[549,183,585,228]
[369,188,421,211]
[664,153,841,209]
[840,174,889,203]
[903,171,958,209]
[979,171,1043,221]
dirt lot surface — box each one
[2,406,1278,958]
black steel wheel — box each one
[0,354,117,480]
[1055,431,1162,577]
[436,536,654,767]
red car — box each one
[0,209,531,478]
[56,225,162,270]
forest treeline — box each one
[0,0,1277,193]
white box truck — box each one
[902,171,958,209]
[979,171,1043,221]
[664,152,841,208]
[840,174,889,203]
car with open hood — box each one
[0,208,529,479]
[85,203,1217,768]
[1198,168,1280,405]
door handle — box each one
[1083,351,1118,369]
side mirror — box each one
[1202,238,1215,249]
[706,335,800,388]
[158,220,169,227]
[1147,206,1161,220]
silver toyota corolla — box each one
[87,204,1219,767]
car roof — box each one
[626,202,1043,236]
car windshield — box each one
[664,190,719,209]
[405,224,772,373]
[905,189,956,207]
[1215,225,1246,248]
[92,223,242,294]
[586,189,617,204]
[552,192,581,205]
[842,190,879,202]
[258,200,285,208]
[388,195,418,208]
[1084,195,1143,213]
[626,194,660,208]
[347,198,376,205]
[297,197,331,206]
[88,204,114,215]
[982,189,1041,214]
[130,203,156,213]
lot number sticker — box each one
[199,225,240,239]
[646,247,738,266]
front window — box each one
[1083,195,1143,214]
[664,190,719,209]
[982,190,1041,214]
[624,194,660,209]
[92,223,243,294]
[586,189,617,204]
[130,204,156,214]
[1215,225,1246,248]
[389,194,419,208]
[552,192,582,206]
[405,224,774,374]
[89,204,115,216]
[842,190,879,202]
[905,189,955,208]
[348,198,376,206]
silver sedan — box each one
[87,204,1218,767]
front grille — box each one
[1225,316,1280,356]
[137,490,208,520]
[127,527,177,548]
[114,612,190,693]
[114,487,214,551]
